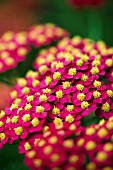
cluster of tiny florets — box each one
[0,30,113,170]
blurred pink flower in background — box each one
[68,0,105,8]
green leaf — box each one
[0,144,28,170]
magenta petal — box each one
[98,85,106,91]
[93,98,103,104]
[48,95,55,102]
[81,109,90,116]
[85,92,92,101]
[75,72,82,79]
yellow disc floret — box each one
[101,103,110,112]
[106,90,113,97]
[93,91,101,98]
[39,94,47,102]
[68,68,77,76]
[66,114,74,123]
[24,142,31,151]
[36,106,45,113]
[52,107,60,115]
[77,93,85,101]
[22,114,31,122]
[81,101,89,109]
[90,67,99,75]
[56,90,63,98]
[14,126,23,135]
[53,72,61,80]
[63,81,71,89]
[76,84,84,91]
[66,105,74,112]
[81,74,88,82]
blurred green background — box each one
[0,0,113,169]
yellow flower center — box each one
[55,62,64,69]
[53,117,63,127]
[63,81,71,89]
[0,121,4,127]
[32,80,40,87]
[31,118,40,127]
[76,59,83,66]
[85,141,96,150]
[66,105,74,112]
[26,70,39,78]
[17,78,27,87]
[22,87,30,95]
[10,103,18,110]
[69,155,79,163]
[45,76,52,85]
[63,140,74,148]
[0,133,6,140]
[0,110,5,119]
[27,151,36,159]
[81,101,89,109]
[106,90,113,97]
[93,80,101,88]
[10,90,17,99]
[97,128,108,138]
[64,53,74,62]
[101,102,110,112]
[49,136,58,144]
[39,65,48,73]
[77,93,85,101]
[43,88,51,94]
[90,67,99,75]
[43,146,52,155]
[12,116,18,124]
[36,106,45,113]
[68,68,77,76]
[39,94,47,102]
[33,159,42,168]
[24,142,31,151]
[81,74,88,82]
[53,72,61,80]
[81,54,89,62]
[27,95,34,102]
[92,60,100,66]
[66,114,74,123]
[50,154,59,162]
[93,91,101,98]
[25,104,32,111]
[52,107,60,115]
[96,152,107,162]
[14,126,23,135]
[104,143,113,152]
[76,84,84,91]
[22,114,31,122]
[56,90,63,98]
[105,59,113,67]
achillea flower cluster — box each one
[0,31,29,73]
[0,24,68,73]
[0,27,113,170]
[24,117,113,170]
[27,23,69,48]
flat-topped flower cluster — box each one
[0,24,68,73]
[0,27,113,169]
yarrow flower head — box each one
[27,23,69,48]
[24,117,113,169]
[0,31,29,73]
[1,36,113,146]
[0,24,68,73]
